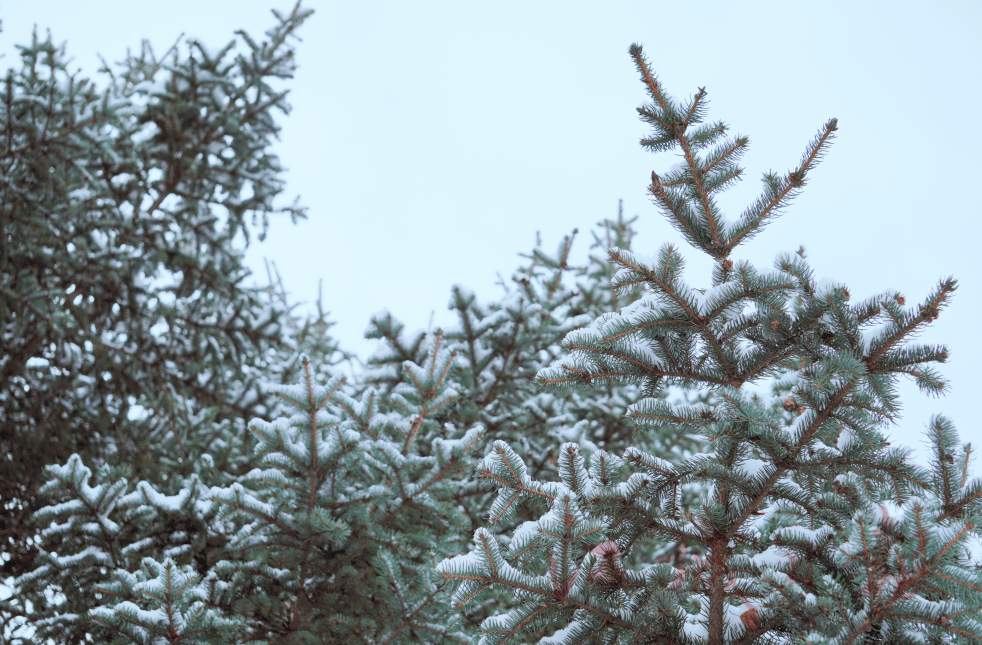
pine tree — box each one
[0,1,314,590]
[366,202,688,488]
[14,13,977,644]
[359,211,671,630]
[13,340,479,644]
[438,44,982,644]
[9,207,664,643]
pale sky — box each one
[2,1,980,460]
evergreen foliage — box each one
[437,45,981,644]
[13,341,479,644]
[364,202,661,482]
[0,1,321,588]
[8,207,656,643]
[5,8,978,645]
[1,18,654,634]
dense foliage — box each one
[0,1,334,588]
[4,6,979,645]
[438,45,981,645]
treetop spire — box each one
[630,43,838,261]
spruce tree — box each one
[0,2,315,589]
[13,13,977,644]
[13,342,478,644]
[438,44,981,644]
[366,202,689,488]
[9,211,659,644]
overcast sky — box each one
[2,1,979,460]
